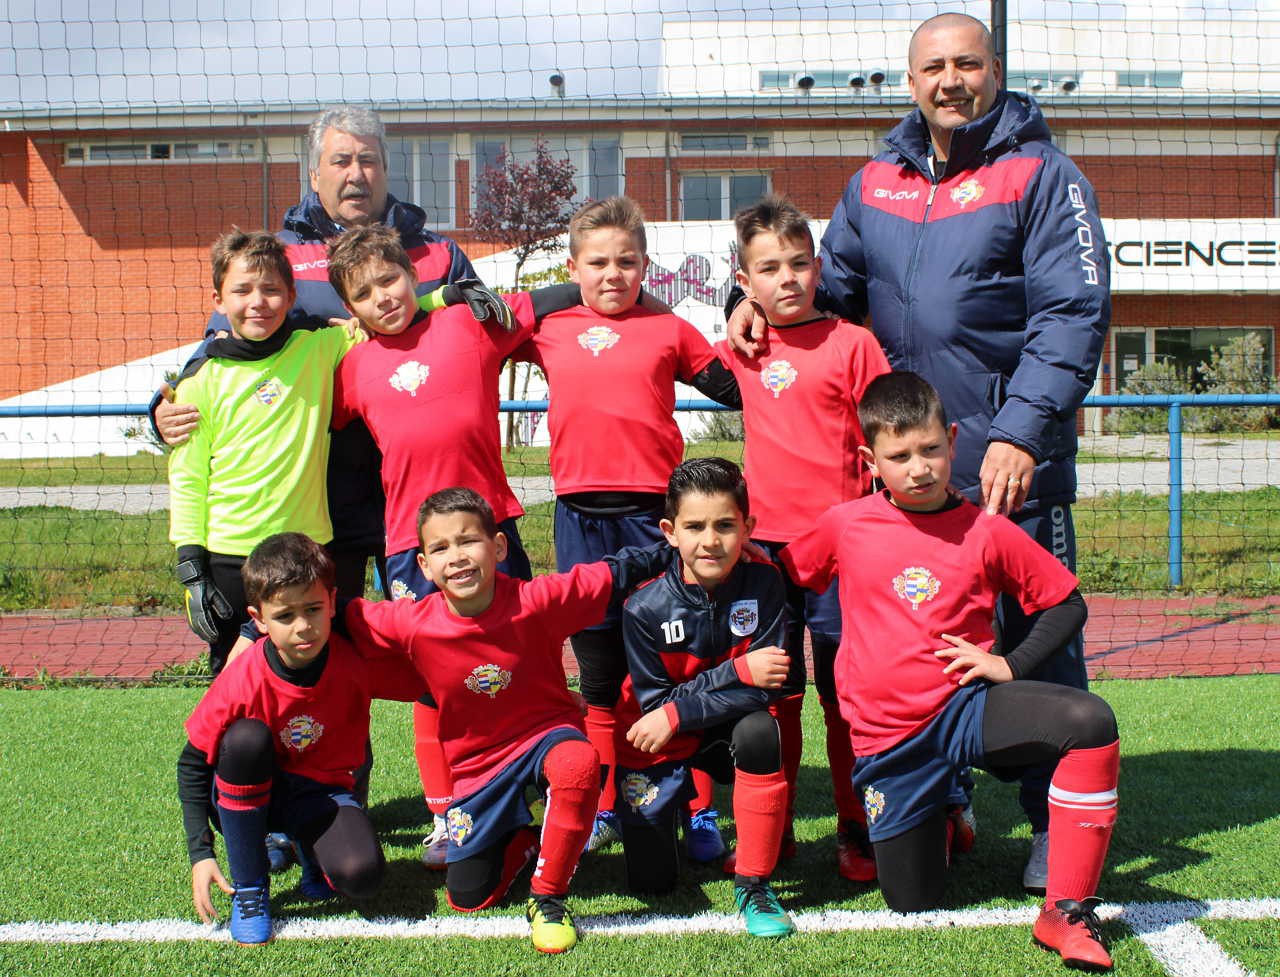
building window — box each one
[1114,326,1274,391]
[387,137,454,227]
[65,140,258,164]
[681,172,769,221]
[1116,70,1182,88]
[758,69,901,90]
[681,133,771,152]
[471,134,623,210]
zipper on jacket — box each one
[901,177,939,371]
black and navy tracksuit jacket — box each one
[618,550,788,763]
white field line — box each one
[0,898,1276,967]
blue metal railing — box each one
[5,393,1280,587]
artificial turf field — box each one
[1,676,1277,976]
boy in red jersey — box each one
[614,458,795,938]
[781,372,1119,971]
[511,197,742,857]
[177,533,426,945]
[717,195,891,881]
[327,225,571,868]
[342,487,667,953]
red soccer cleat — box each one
[1033,898,1113,971]
[947,804,977,855]
[836,819,877,882]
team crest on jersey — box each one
[254,379,283,406]
[760,360,798,398]
[863,786,886,824]
[279,715,324,752]
[620,772,660,811]
[950,179,986,209]
[577,325,621,357]
[728,600,759,637]
[445,806,474,846]
[893,566,942,610]
[389,579,417,601]
[465,663,512,698]
[389,360,430,396]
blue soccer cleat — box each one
[229,878,273,945]
[583,810,622,853]
[265,832,295,874]
[686,807,727,863]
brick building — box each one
[1,16,1277,445]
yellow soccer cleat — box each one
[526,894,578,953]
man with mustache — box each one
[729,13,1111,894]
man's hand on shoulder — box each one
[979,441,1036,516]
[725,298,770,358]
[155,383,200,447]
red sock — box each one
[731,768,789,877]
[687,768,715,815]
[413,701,453,815]
[446,826,540,912]
[821,698,860,823]
[584,705,617,813]
[531,738,599,896]
[769,693,804,825]
[1046,739,1119,906]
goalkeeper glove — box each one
[176,546,234,645]
[419,279,517,333]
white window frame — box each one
[679,171,771,221]
[386,136,457,230]
[63,139,261,165]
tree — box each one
[471,140,579,449]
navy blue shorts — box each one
[854,684,993,843]
[386,516,533,603]
[613,723,738,830]
[213,770,362,836]
[554,501,666,630]
[442,726,585,863]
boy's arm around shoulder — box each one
[341,623,428,703]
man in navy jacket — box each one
[154,106,476,599]
[730,13,1109,893]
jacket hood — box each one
[884,91,1053,175]
[282,191,430,241]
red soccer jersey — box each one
[184,633,425,789]
[513,305,717,495]
[331,294,536,555]
[343,563,614,797]
[717,318,890,542]
[780,492,1079,756]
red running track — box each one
[2,595,1278,681]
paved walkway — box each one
[3,595,1277,680]
[2,437,1275,513]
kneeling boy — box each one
[614,458,796,938]
[178,533,426,944]
[781,372,1120,971]
[342,488,667,954]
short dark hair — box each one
[327,223,413,304]
[734,193,814,256]
[858,371,949,446]
[664,457,750,521]
[568,195,647,257]
[417,487,498,548]
[241,532,335,609]
[210,228,293,294]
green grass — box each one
[0,677,1276,974]
[1075,486,1280,595]
[1198,920,1280,977]
[0,453,167,487]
